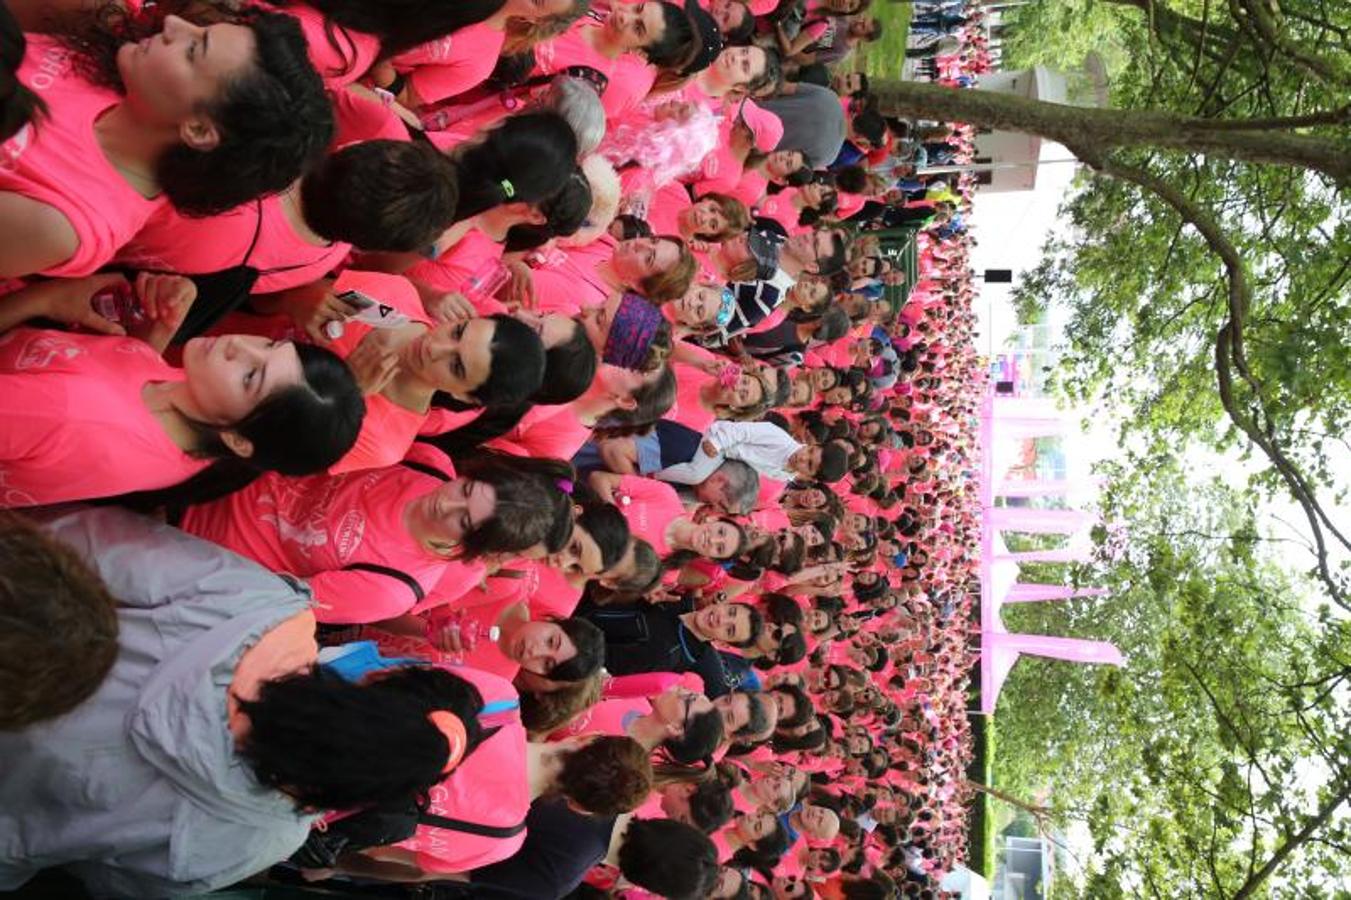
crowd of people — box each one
[0,0,993,897]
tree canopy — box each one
[868,0,1350,895]
[993,457,1350,898]
[871,0,1349,609]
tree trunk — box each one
[871,79,1351,185]
[965,779,1052,821]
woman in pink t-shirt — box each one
[366,0,589,107]
[684,115,804,205]
[406,167,592,306]
[587,472,749,563]
[118,139,456,299]
[667,360,774,432]
[0,317,362,507]
[585,473,686,556]
[644,183,750,248]
[275,0,582,94]
[211,269,550,472]
[383,23,505,106]
[367,569,601,686]
[267,1,380,87]
[551,678,725,766]
[523,16,661,121]
[525,233,697,316]
[358,726,651,876]
[754,182,839,235]
[178,446,576,623]
[489,362,678,460]
[0,14,330,278]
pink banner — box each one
[980,631,1124,713]
[995,546,1094,564]
[991,632,1124,665]
[977,387,1124,714]
[987,506,1094,535]
[990,396,1066,439]
[996,478,1077,498]
[1004,584,1109,603]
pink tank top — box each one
[0,329,202,506]
[280,2,381,87]
[393,24,505,104]
[3,38,162,276]
[117,192,349,294]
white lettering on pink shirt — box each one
[256,471,380,562]
[28,45,74,92]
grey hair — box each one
[713,459,761,514]
[540,75,607,157]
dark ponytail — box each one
[0,2,44,143]
[573,488,632,571]
[238,665,486,811]
[280,0,508,58]
[451,112,578,221]
[503,168,593,252]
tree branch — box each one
[1177,657,1280,801]
[1184,0,1212,95]
[1231,0,1351,88]
[872,81,1351,186]
[1229,779,1351,899]
[1072,153,1351,612]
[1188,104,1351,129]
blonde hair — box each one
[560,154,620,247]
[503,0,592,53]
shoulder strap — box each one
[341,562,426,602]
[417,811,528,839]
[241,199,264,267]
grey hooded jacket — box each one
[0,506,319,898]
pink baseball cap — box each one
[737,99,785,153]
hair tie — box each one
[556,478,574,494]
[500,179,515,199]
[428,710,468,776]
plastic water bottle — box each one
[462,258,510,307]
[91,283,146,328]
[436,611,501,664]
